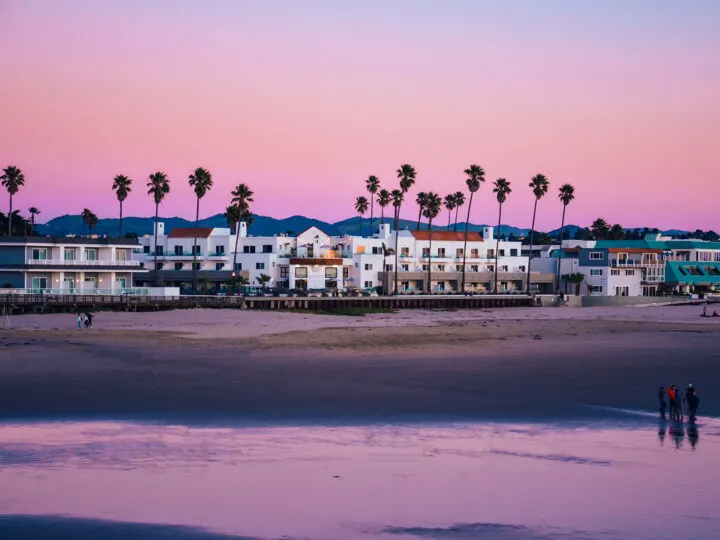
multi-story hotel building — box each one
[0,235,143,293]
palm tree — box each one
[391,189,404,294]
[415,192,428,231]
[81,208,92,235]
[460,165,485,293]
[443,194,456,231]
[147,171,171,285]
[365,175,380,234]
[526,174,550,294]
[81,208,98,235]
[609,223,625,240]
[393,164,416,295]
[111,174,132,238]
[1,165,25,236]
[378,189,391,225]
[355,196,369,236]
[423,192,442,294]
[188,167,214,295]
[453,191,465,232]
[257,273,271,290]
[562,272,585,295]
[591,218,610,240]
[492,178,512,293]
[28,206,40,236]
[381,242,394,294]
[230,183,254,283]
[556,184,575,293]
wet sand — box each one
[1,306,718,424]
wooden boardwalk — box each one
[0,293,535,314]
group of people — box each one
[701,305,719,318]
[658,384,700,423]
[76,312,94,329]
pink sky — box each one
[1,1,719,230]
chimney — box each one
[380,223,390,240]
[239,222,248,238]
[483,226,494,241]
[157,222,165,236]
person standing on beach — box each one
[686,386,699,423]
[667,385,677,420]
[77,313,83,330]
[658,386,667,419]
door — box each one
[64,278,75,292]
[116,277,127,291]
[31,277,48,292]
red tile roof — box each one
[168,227,214,239]
[411,231,483,242]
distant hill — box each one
[36,213,696,239]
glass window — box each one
[263,245,273,253]
[589,252,604,260]
[234,263,242,271]
[280,267,289,278]
[256,262,265,270]
[510,249,518,256]
[32,248,48,260]
[216,263,224,271]
[295,267,308,278]
[64,249,76,260]
[325,267,338,278]
[174,262,183,270]
[85,248,98,261]
[364,263,373,270]
[590,269,603,276]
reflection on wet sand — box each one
[0,421,719,540]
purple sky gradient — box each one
[1,0,718,229]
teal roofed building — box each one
[664,261,720,292]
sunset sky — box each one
[1,0,718,230]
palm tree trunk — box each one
[153,204,159,286]
[193,197,200,295]
[427,219,433,293]
[526,198,538,294]
[447,210,452,231]
[119,201,123,239]
[380,206,385,226]
[556,204,567,294]
[416,208,422,232]
[8,194,13,236]
[369,196,374,235]
[393,207,401,295]
[460,192,474,293]
[30,215,34,237]
[360,214,364,237]
[233,220,241,294]
[494,203,503,293]
[454,206,460,232]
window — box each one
[456,248,464,258]
[372,247,381,255]
[365,263,373,270]
[234,263,242,271]
[243,246,256,254]
[499,250,505,256]
[174,262,183,271]
[615,286,629,296]
[193,263,201,270]
[401,247,409,256]
[215,246,225,255]
[487,249,495,258]
[422,248,429,257]
[401,264,409,272]
[401,281,410,290]
[256,262,265,270]
[85,248,98,261]
[487,265,494,272]
[143,245,150,253]
[471,249,479,258]
[295,267,308,278]
[325,267,338,278]
[216,263,224,271]
[64,249,76,261]
[501,265,508,271]
[437,265,445,271]
[611,269,620,276]
[589,252,604,260]
[155,246,164,256]
[262,245,273,253]
[364,281,373,288]
[422,265,428,271]
[343,267,349,279]
[588,285,603,293]
[437,248,446,257]
[116,249,129,261]
[518,266,525,272]
[280,267,289,278]
[470,265,479,272]
[155,262,164,270]
[385,264,393,271]
[510,249,518,256]
[625,270,634,276]
[192,245,201,256]
[590,269,603,276]
[175,245,183,255]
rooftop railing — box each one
[27,258,140,267]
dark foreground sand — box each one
[1,312,718,424]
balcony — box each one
[27,258,140,267]
[611,259,663,268]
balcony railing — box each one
[27,258,140,267]
[14,288,150,295]
[611,259,663,267]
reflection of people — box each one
[687,426,699,449]
[669,423,684,449]
[658,424,667,446]
[658,386,667,419]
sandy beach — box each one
[1,305,718,424]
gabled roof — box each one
[296,225,330,238]
[168,227,213,239]
[411,231,483,242]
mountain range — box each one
[35,214,694,239]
